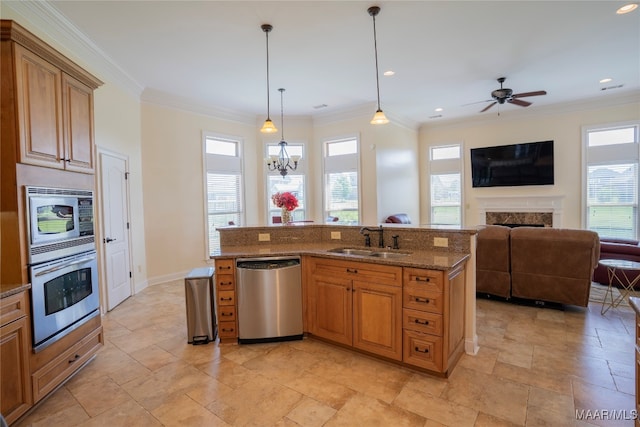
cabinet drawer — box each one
[403,268,443,292]
[216,259,234,275]
[216,275,235,291]
[403,308,442,336]
[32,325,103,402]
[218,305,236,322]
[218,321,237,338]
[403,329,443,372]
[1,291,28,327]
[218,290,235,306]
[403,287,443,314]
[309,258,402,286]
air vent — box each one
[429,114,442,119]
[601,84,624,91]
[312,104,328,109]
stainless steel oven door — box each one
[30,251,100,352]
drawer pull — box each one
[415,277,431,282]
[414,346,429,354]
[220,281,233,286]
[413,297,430,304]
[218,266,232,270]
[346,268,358,274]
[221,328,235,332]
[221,312,233,317]
[68,354,81,364]
[220,297,233,302]
[414,319,429,325]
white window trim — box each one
[202,131,245,257]
[428,142,464,226]
[322,133,361,224]
[581,120,640,237]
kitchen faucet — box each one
[359,225,384,248]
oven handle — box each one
[34,254,97,277]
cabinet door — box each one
[311,275,352,346]
[1,316,32,424]
[353,280,402,361]
[62,74,94,173]
[14,44,64,169]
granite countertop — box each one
[1,283,31,299]
[630,297,640,316]
[213,242,469,271]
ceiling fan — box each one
[479,77,547,113]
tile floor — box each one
[15,281,638,427]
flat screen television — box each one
[471,140,554,188]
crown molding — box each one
[3,0,143,97]
[313,101,419,131]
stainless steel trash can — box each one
[184,267,216,344]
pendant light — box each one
[260,24,277,133]
[266,88,300,177]
[368,6,389,125]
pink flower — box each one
[271,191,298,211]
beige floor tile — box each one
[16,283,640,427]
[441,366,529,425]
[285,396,337,427]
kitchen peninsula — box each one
[213,224,478,377]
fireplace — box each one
[477,196,564,228]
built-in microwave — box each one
[26,186,95,264]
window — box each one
[204,133,244,255]
[266,142,306,223]
[323,137,360,224]
[429,144,462,226]
[584,123,639,240]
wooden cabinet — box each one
[1,290,32,425]
[6,23,100,174]
[306,257,403,361]
[215,258,238,343]
[402,264,466,376]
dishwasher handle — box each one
[236,257,300,270]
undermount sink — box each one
[327,248,409,258]
[328,248,374,256]
[369,251,409,259]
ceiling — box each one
[14,1,640,125]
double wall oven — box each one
[26,186,100,352]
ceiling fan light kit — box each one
[260,23,278,134]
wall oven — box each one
[30,251,100,352]
[25,186,99,352]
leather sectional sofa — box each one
[593,237,640,288]
[476,225,600,307]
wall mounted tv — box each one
[471,140,554,188]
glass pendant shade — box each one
[370,109,389,125]
[261,119,277,133]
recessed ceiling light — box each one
[617,3,638,14]
[383,70,395,76]
[599,78,613,83]
[435,107,443,112]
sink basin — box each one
[328,248,374,256]
[369,251,409,259]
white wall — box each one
[419,101,640,228]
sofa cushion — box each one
[476,225,511,298]
[510,227,600,307]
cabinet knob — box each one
[416,277,430,282]
[346,268,358,274]
[68,354,81,364]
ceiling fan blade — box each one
[462,99,493,107]
[513,90,547,98]
[480,102,497,112]
[508,98,531,107]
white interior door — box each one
[100,151,132,310]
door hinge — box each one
[125,172,129,179]
[127,222,130,229]
[129,271,132,278]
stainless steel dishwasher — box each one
[236,256,303,344]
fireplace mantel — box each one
[477,195,564,228]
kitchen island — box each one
[213,224,478,377]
